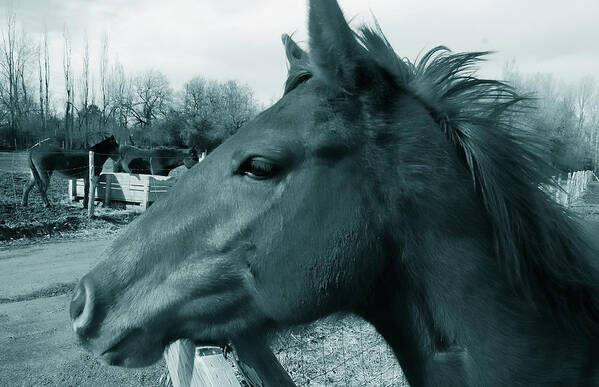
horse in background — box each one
[71,0,599,385]
[22,135,119,208]
[114,145,198,176]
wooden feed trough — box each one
[69,172,176,210]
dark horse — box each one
[70,1,599,385]
[115,145,198,176]
[22,135,119,208]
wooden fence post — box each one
[164,336,296,387]
[104,173,112,207]
[141,177,150,210]
[88,151,96,218]
[68,179,75,201]
[164,340,240,387]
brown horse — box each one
[22,135,119,208]
[71,1,599,385]
[115,145,198,176]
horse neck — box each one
[360,99,596,386]
[369,234,597,385]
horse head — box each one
[90,135,120,161]
[70,0,394,368]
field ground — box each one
[0,171,140,245]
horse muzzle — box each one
[70,275,164,367]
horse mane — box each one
[286,25,599,334]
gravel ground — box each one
[0,240,167,387]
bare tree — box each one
[1,13,19,135]
[43,28,50,126]
[222,80,257,131]
[575,75,596,134]
[100,33,109,127]
[38,40,44,137]
[179,76,258,150]
[128,69,172,128]
[80,32,90,144]
[63,26,74,149]
[108,61,130,131]
[181,76,208,118]
[501,63,594,172]
[0,12,33,143]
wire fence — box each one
[271,315,407,386]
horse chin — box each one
[93,328,166,368]
[101,348,162,368]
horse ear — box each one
[282,34,312,94]
[308,0,364,92]
[282,34,307,65]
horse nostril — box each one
[70,282,86,320]
[70,277,95,334]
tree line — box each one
[503,62,599,173]
[0,13,260,151]
[1,12,597,174]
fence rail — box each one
[547,170,595,207]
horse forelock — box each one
[284,23,599,335]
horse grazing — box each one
[115,145,198,176]
[70,1,599,385]
[22,135,119,208]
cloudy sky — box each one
[3,0,599,106]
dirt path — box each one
[0,238,165,387]
[0,239,111,299]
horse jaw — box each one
[72,235,272,368]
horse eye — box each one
[239,157,279,180]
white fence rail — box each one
[548,170,594,207]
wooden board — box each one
[69,172,176,209]
[164,340,241,387]
[164,337,296,387]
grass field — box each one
[272,316,406,386]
